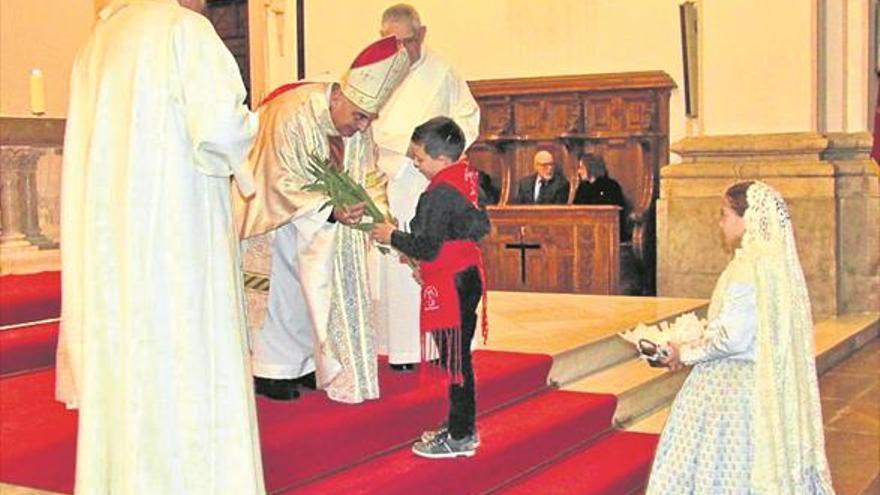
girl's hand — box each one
[660,342,684,371]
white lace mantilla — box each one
[628,181,835,494]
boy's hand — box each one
[370,222,396,245]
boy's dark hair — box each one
[410,116,465,161]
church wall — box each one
[0,0,94,118]
[825,133,880,314]
[0,1,860,136]
[303,0,822,156]
[700,0,816,135]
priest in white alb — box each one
[235,37,409,404]
[56,0,264,492]
[371,4,481,370]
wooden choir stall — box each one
[466,72,675,295]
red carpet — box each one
[0,321,59,376]
[0,369,76,493]
[285,390,617,495]
[0,272,61,326]
[495,431,659,495]
[0,350,553,494]
[258,350,552,490]
[0,277,661,494]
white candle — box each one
[30,69,46,115]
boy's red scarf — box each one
[419,159,488,382]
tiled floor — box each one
[820,339,880,495]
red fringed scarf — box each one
[419,159,489,383]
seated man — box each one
[573,152,628,239]
[514,150,569,204]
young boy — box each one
[370,116,490,459]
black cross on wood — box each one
[504,228,541,284]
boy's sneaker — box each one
[412,431,476,459]
[420,424,481,447]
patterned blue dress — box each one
[647,257,759,494]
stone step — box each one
[570,312,879,430]
[545,300,708,386]
[626,405,670,434]
[563,356,687,427]
[0,248,59,276]
[0,482,62,495]
[813,313,879,374]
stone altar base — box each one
[658,132,879,317]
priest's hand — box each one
[660,342,683,371]
[370,222,396,245]
[333,202,366,226]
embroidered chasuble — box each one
[235,83,379,404]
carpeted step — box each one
[0,321,59,376]
[259,350,552,490]
[0,351,552,494]
[0,271,61,326]
[283,390,617,495]
[491,430,659,495]
[0,369,76,493]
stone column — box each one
[0,146,38,250]
[19,147,58,249]
[824,132,880,314]
[659,133,839,317]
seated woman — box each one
[478,170,500,205]
[573,153,624,206]
[573,153,628,239]
[647,181,834,494]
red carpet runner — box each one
[0,271,659,494]
[0,271,61,326]
[0,321,59,376]
[1,351,555,493]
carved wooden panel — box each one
[482,206,619,294]
[467,71,674,295]
[479,97,515,137]
[512,96,580,139]
[621,95,656,132]
[513,100,544,137]
[583,95,616,133]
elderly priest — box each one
[235,37,409,404]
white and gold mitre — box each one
[340,36,410,114]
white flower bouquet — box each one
[618,311,707,366]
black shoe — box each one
[254,376,300,401]
[389,363,417,372]
[292,372,317,390]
